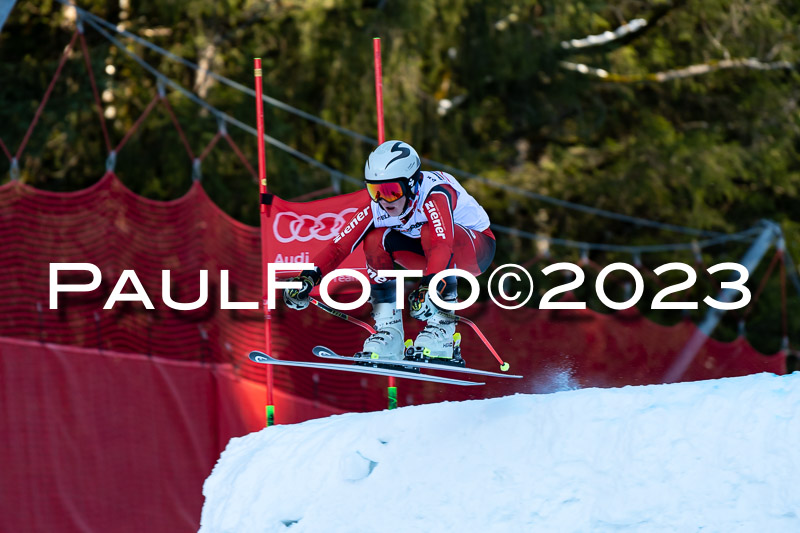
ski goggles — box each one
[365,180,406,203]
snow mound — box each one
[201,372,800,533]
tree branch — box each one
[560,0,687,54]
[560,57,795,83]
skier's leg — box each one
[412,274,460,359]
[445,225,497,275]
[360,229,405,359]
[412,225,496,360]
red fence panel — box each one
[0,336,340,532]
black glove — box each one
[283,267,322,310]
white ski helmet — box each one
[364,140,421,184]
[364,141,421,216]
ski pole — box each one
[310,298,376,333]
[441,312,510,372]
[310,298,510,372]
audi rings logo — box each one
[272,209,359,243]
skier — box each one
[283,140,495,363]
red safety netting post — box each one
[15,29,80,166]
[740,250,782,322]
[254,58,275,427]
[0,138,10,162]
[632,253,665,289]
[373,37,396,409]
[198,118,258,181]
[779,248,790,359]
[197,131,222,163]
[192,129,222,182]
[223,129,258,181]
[692,240,721,294]
[114,94,160,154]
[159,83,195,161]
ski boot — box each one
[405,310,466,367]
[354,303,417,372]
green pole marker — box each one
[266,405,275,427]
[387,386,397,410]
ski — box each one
[312,346,523,379]
[248,351,484,386]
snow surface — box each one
[200,372,800,533]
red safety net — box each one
[0,336,340,533]
[0,171,264,372]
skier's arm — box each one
[314,203,374,275]
[408,185,459,318]
[421,184,458,276]
[283,200,374,310]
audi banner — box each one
[261,190,370,297]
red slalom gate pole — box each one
[255,59,269,213]
[373,38,386,146]
[254,58,275,427]
[372,38,396,409]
